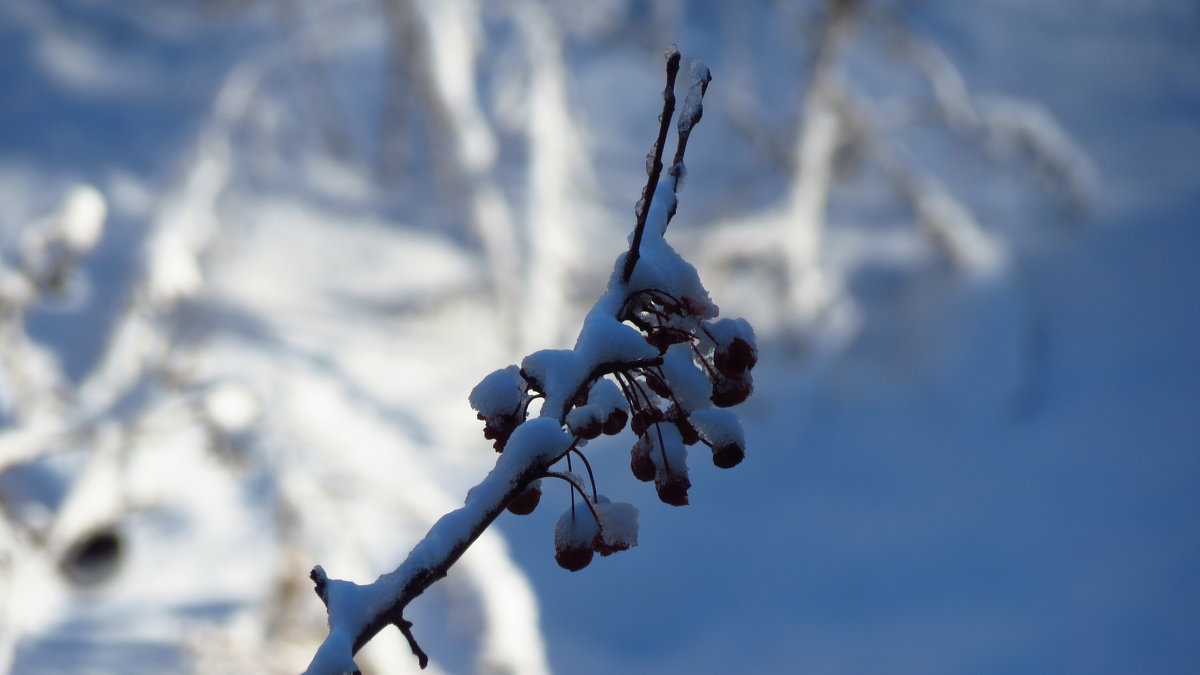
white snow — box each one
[622,181,717,317]
[705,317,755,351]
[553,506,600,549]
[566,403,601,432]
[468,365,526,419]
[203,381,261,433]
[689,408,745,449]
[676,60,711,137]
[646,423,688,474]
[574,310,659,366]
[592,501,639,553]
[520,348,586,419]
[56,184,106,254]
[496,417,573,469]
[659,343,711,411]
[586,378,628,416]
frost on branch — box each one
[303,47,759,674]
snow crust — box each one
[554,506,599,549]
[706,317,755,351]
[660,343,711,411]
[622,180,717,317]
[689,409,745,449]
[647,423,688,473]
[56,184,107,254]
[566,404,601,432]
[592,501,639,553]
[498,417,573,468]
[586,378,627,416]
[469,365,525,418]
[575,310,659,366]
[677,60,711,136]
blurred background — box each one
[1,0,1197,673]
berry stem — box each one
[541,471,603,527]
[570,447,600,502]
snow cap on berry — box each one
[554,508,600,572]
[469,365,525,419]
[592,501,639,556]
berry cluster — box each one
[618,290,756,507]
[467,283,757,571]
[301,47,754,673]
[465,45,753,570]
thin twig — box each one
[395,618,429,669]
[569,447,599,502]
[541,471,602,526]
[622,46,681,284]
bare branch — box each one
[622,45,681,285]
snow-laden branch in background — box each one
[978,95,1099,218]
[407,0,524,348]
[303,47,756,674]
[0,184,105,432]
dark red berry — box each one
[572,388,591,409]
[554,544,594,572]
[506,483,542,515]
[570,417,602,440]
[714,337,758,377]
[602,409,628,435]
[643,371,672,398]
[682,297,709,317]
[630,408,664,436]
[654,472,690,506]
[630,439,655,482]
[675,417,700,445]
[479,410,523,452]
[710,375,752,408]
[630,409,648,436]
[645,330,672,354]
[646,328,691,353]
[712,442,746,469]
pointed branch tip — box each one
[395,617,429,669]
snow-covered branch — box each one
[303,47,757,674]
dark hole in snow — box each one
[59,526,123,588]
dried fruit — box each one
[642,370,672,398]
[667,406,700,445]
[567,405,603,440]
[630,407,664,436]
[555,544,594,572]
[710,374,752,408]
[554,508,600,572]
[506,482,542,515]
[711,442,745,469]
[714,336,758,377]
[630,436,655,482]
[645,327,691,353]
[654,472,691,506]
[682,296,713,318]
[602,409,628,435]
[479,412,521,452]
[574,418,602,440]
